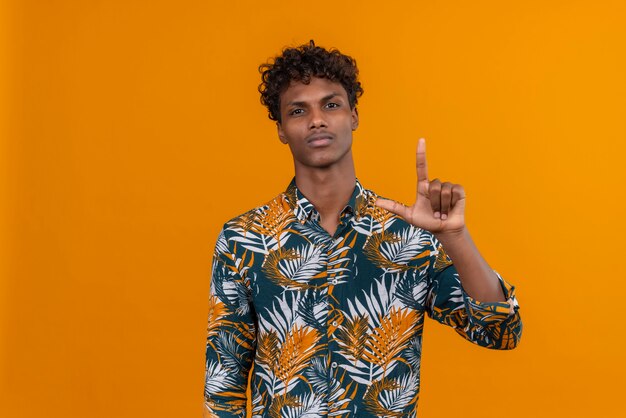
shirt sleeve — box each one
[425,238,522,350]
[204,227,256,417]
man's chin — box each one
[294,149,352,170]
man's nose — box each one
[308,108,327,129]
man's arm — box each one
[376,138,513,305]
[375,138,521,348]
[426,233,521,349]
[434,227,506,303]
[204,228,255,418]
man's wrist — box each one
[434,226,469,247]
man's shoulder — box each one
[219,190,293,236]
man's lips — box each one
[306,132,334,147]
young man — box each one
[204,41,522,418]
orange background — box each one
[2,1,626,417]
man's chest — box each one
[240,221,435,321]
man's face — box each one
[277,77,359,170]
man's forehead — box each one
[280,77,348,103]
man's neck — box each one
[294,160,356,234]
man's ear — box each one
[277,122,288,144]
[351,107,359,130]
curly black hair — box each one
[258,40,364,123]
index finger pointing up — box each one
[416,138,429,184]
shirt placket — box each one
[324,210,353,414]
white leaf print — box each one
[204,360,237,397]
[259,292,303,341]
[379,373,418,413]
[278,244,326,285]
[378,227,431,271]
[283,392,327,418]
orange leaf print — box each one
[275,325,321,389]
[363,307,419,370]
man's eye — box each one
[326,102,340,108]
[290,109,304,116]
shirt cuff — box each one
[462,270,520,328]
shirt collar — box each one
[283,178,370,223]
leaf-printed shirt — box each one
[205,178,522,418]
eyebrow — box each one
[286,92,342,107]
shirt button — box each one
[332,321,338,327]
[331,279,338,285]
[331,362,338,368]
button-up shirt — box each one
[204,179,522,417]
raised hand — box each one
[375,138,466,235]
